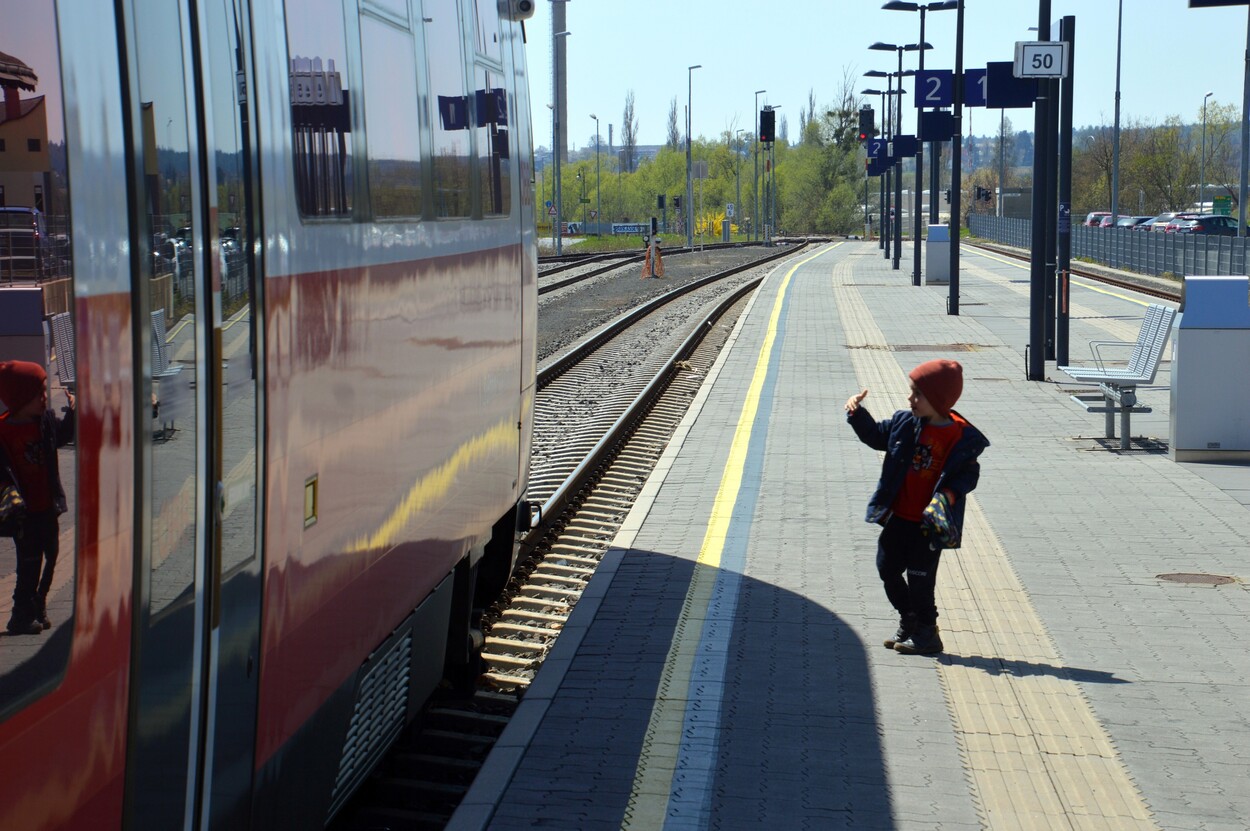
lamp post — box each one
[1110,0,1123,224]
[735,128,747,237]
[551,23,571,254]
[883,2,956,286]
[754,89,766,242]
[590,113,600,236]
[862,87,894,240]
[685,65,702,249]
[947,0,964,317]
[870,41,928,273]
[865,71,892,257]
[1201,90,1214,213]
[865,70,908,261]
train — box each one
[0,0,537,827]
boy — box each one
[0,360,75,636]
[844,359,989,655]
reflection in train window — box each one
[206,0,258,577]
[0,0,76,717]
[472,0,502,62]
[361,13,422,218]
[133,0,199,622]
[425,0,471,218]
[476,69,510,217]
[286,0,354,217]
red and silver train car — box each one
[0,0,537,826]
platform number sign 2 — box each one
[915,70,953,109]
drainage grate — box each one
[847,342,990,352]
[892,343,984,352]
[1157,573,1236,586]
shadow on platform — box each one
[489,547,894,829]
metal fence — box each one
[968,215,1250,278]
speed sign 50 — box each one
[1013,41,1069,79]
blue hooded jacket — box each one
[847,406,989,549]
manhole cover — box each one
[1157,573,1236,586]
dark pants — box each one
[11,510,59,618]
[876,516,941,627]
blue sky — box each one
[526,0,1250,150]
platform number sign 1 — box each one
[1014,41,1069,79]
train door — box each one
[119,0,263,827]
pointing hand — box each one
[845,388,868,414]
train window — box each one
[286,0,355,217]
[472,0,502,62]
[475,69,511,217]
[424,0,471,218]
[0,0,76,717]
[360,14,423,218]
[366,0,409,22]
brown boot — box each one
[33,593,50,630]
[7,604,43,636]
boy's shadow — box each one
[940,652,1129,684]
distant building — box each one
[0,51,51,211]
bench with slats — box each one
[1058,303,1176,450]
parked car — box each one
[0,206,53,279]
[1097,214,1121,228]
[1116,215,1154,229]
[1143,212,1180,232]
[1172,214,1244,236]
[1164,212,1201,233]
[1083,211,1111,227]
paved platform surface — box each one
[450,240,1250,831]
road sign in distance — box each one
[867,138,887,159]
[893,135,918,157]
[1014,41,1070,78]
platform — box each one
[451,240,1250,831]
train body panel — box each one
[0,0,536,827]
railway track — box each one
[537,241,771,295]
[966,240,1182,302]
[329,241,817,831]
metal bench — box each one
[1058,303,1176,450]
[50,311,76,390]
[150,309,183,379]
[150,309,185,439]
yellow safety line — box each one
[623,244,841,830]
[832,257,1158,830]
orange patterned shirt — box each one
[890,420,964,522]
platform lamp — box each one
[687,64,702,249]
[735,128,748,237]
[1201,91,1214,214]
[590,113,600,236]
[883,1,955,285]
[865,70,898,259]
[870,41,930,273]
[551,25,571,254]
[754,89,766,242]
